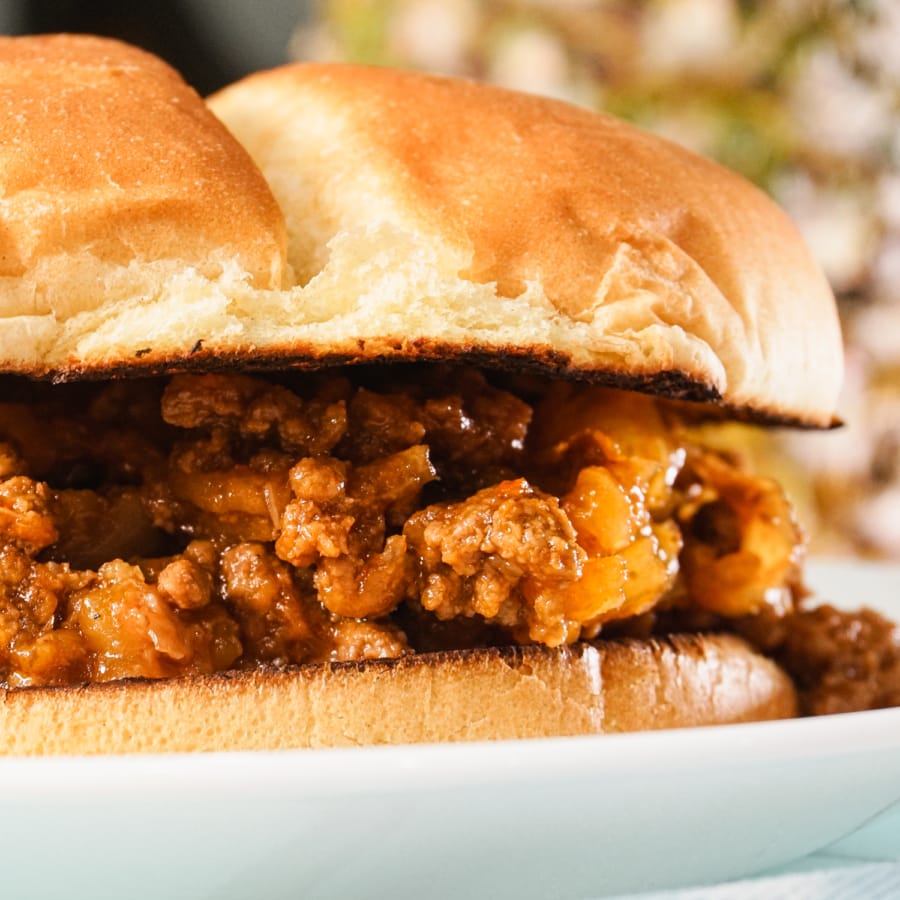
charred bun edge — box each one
[8,342,839,429]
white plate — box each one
[1,559,899,900]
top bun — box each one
[0,34,285,365]
[0,38,842,426]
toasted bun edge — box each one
[0,634,798,756]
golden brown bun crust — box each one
[0,34,285,351]
[208,63,843,426]
[0,635,797,756]
[0,46,840,426]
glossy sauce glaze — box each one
[0,365,895,713]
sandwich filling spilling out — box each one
[0,365,897,714]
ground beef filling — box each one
[0,367,896,715]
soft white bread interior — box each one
[0,635,796,756]
[0,38,841,426]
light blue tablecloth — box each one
[616,802,900,899]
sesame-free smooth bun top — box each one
[0,43,841,426]
[208,64,842,426]
[0,34,286,372]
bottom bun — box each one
[0,634,797,756]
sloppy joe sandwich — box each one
[0,34,896,755]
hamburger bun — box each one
[0,37,840,427]
[0,34,285,357]
[0,635,796,755]
[0,36,842,756]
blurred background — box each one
[4,0,900,558]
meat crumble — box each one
[0,365,897,715]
